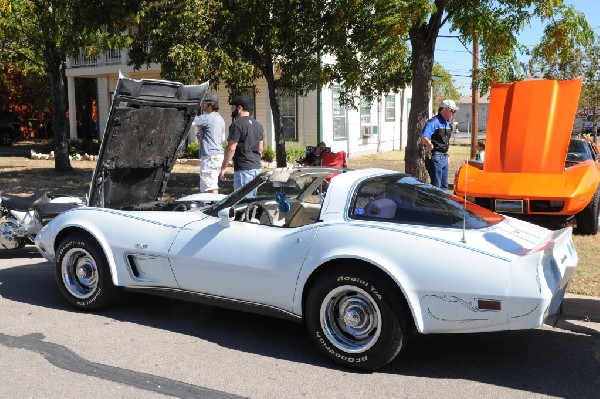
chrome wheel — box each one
[320,285,382,353]
[61,247,99,299]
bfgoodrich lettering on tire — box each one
[305,264,413,371]
[55,232,121,310]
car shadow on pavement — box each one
[1,261,598,398]
[0,260,330,368]
[383,328,599,398]
[0,245,43,259]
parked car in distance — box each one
[0,111,20,146]
[35,76,579,371]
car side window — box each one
[351,175,502,229]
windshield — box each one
[207,171,324,215]
[351,175,504,229]
[567,139,594,162]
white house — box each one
[65,48,422,158]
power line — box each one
[436,48,471,53]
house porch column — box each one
[67,76,77,139]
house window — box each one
[360,97,373,137]
[385,94,395,121]
[280,93,297,141]
[360,98,371,126]
[332,85,347,140]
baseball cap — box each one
[229,95,252,109]
[202,93,218,104]
[440,99,459,111]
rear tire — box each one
[55,233,121,310]
[305,264,412,371]
[576,187,600,235]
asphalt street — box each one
[0,247,598,399]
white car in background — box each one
[35,77,578,371]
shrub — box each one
[41,138,101,155]
[261,145,275,163]
[285,144,307,162]
[261,144,307,164]
[186,142,200,158]
[40,140,53,153]
[176,142,199,159]
[68,138,101,155]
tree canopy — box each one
[2,0,593,176]
[0,0,140,171]
[130,0,332,166]
[319,0,412,107]
[129,0,412,167]
[432,63,461,106]
[530,11,598,122]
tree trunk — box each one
[407,19,440,181]
[263,65,287,168]
[44,41,72,172]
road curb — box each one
[561,294,600,322]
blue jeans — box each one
[425,153,449,190]
[234,168,261,197]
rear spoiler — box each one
[523,227,574,256]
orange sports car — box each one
[454,78,600,234]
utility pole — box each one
[471,35,479,159]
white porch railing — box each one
[68,48,124,68]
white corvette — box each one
[35,77,578,371]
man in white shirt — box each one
[192,93,226,193]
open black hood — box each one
[88,76,208,209]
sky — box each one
[434,0,599,95]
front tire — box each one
[55,233,121,310]
[576,187,600,235]
[305,265,412,371]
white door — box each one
[167,215,319,312]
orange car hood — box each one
[484,78,583,174]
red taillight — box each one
[478,299,502,311]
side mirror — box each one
[218,208,232,228]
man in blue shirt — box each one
[420,99,459,190]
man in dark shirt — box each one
[220,95,264,191]
[420,99,459,189]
